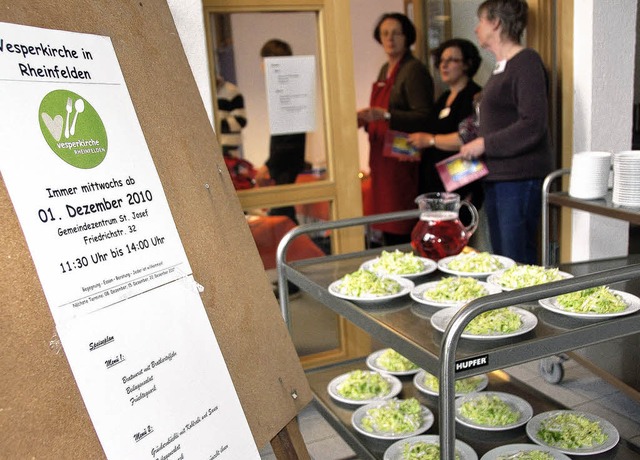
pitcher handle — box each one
[460,200,479,237]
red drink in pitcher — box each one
[410,193,478,261]
[411,211,468,260]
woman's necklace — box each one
[440,91,456,119]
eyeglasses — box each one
[380,31,404,39]
[440,58,463,65]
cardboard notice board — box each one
[0,1,312,458]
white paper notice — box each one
[1,22,260,459]
[57,280,260,460]
[0,22,191,325]
[264,55,316,135]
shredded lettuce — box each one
[458,394,520,426]
[423,276,488,302]
[497,451,555,460]
[336,370,390,400]
[537,413,607,449]
[496,265,564,289]
[422,372,485,394]
[446,251,505,273]
[361,398,423,434]
[401,442,460,460]
[556,286,627,314]
[337,269,401,297]
[464,308,523,335]
[371,250,425,275]
[376,349,418,372]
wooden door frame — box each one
[528,0,573,263]
[202,0,370,367]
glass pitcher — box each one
[410,192,479,261]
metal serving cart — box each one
[276,210,640,459]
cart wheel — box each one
[539,358,564,384]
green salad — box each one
[376,349,418,372]
[458,394,520,426]
[336,370,390,400]
[496,265,564,289]
[422,372,485,394]
[423,276,488,302]
[361,398,423,434]
[537,412,607,449]
[556,286,627,314]
[337,269,401,297]
[497,451,555,460]
[447,251,505,273]
[465,308,523,335]
[371,250,425,275]
[402,442,460,460]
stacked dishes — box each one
[613,150,640,206]
[568,151,611,200]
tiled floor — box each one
[259,357,640,459]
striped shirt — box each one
[217,80,247,154]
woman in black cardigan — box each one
[408,38,484,215]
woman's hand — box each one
[459,137,485,160]
[357,107,387,124]
[408,132,435,149]
[357,108,369,128]
[254,165,272,186]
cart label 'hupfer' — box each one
[455,355,488,372]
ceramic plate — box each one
[538,289,640,319]
[413,369,488,397]
[455,391,533,431]
[430,307,538,340]
[410,280,501,308]
[526,410,620,455]
[327,370,402,405]
[328,275,414,303]
[351,399,434,440]
[360,256,438,279]
[438,254,516,278]
[384,435,477,460]
[487,269,573,292]
[480,443,571,460]
[366,349,420,376]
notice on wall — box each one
[264,55,316,135]
[0,22,260,459]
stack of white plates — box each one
[613,151,640,206]
[568,151,611,200]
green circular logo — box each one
[39,90,108,169]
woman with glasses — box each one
[459,0,552,264]
[357,12,434,246]
[408,38,484,215]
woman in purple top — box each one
[460,0,552,264]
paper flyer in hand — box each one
[436,152,488,192]
[383,130,421,161]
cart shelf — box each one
[276,211,640,459]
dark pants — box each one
[483,179,542,265]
